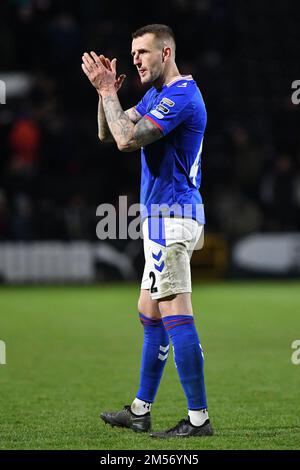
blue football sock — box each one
[162,315,207,410]
[136,313,169,404]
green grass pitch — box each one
[0,281,299,450]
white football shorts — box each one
[141,217,204,300]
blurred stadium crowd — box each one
[0,0,299,243]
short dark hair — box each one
[132,24,176,48]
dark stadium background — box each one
[0,0,299,283]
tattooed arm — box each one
[82,52,162,149]
[81,52,136,143]
[98,98,142,143]
[98,95,113,142]
[101,89,163,151]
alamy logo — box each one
[0,340,6,365]
[291,80,300,105]
[0,80,6,104]
[95,195,205,246]
[291,340,300,365]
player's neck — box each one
[154,64,181,90]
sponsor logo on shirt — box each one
[151,97,176,119]
[162,97,175,107]
[157,103,169,114]
[150,109,164,119]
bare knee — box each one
[158,292,193,317]
[138,289,161,319]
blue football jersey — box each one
[135,75,207,224]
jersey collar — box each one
[165,75,193,87]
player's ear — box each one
[162,47,171,62]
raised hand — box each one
[81,52,126,93]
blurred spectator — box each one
[213,186,263,238]
[63,193,91,240]
[229,125,264,198]
[260,155,298,230]
[8,117,40,178]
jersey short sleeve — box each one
[143,84,195,136]
[135,89,152,117]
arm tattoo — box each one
[133,118,162,147]
[102,92,136,148]
[98,95,114,142]
[98,101,140,143]
[102,90,162,151]
[125,107,142,124]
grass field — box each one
[0,282,300,450]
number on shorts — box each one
[149,271,158,294]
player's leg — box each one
[100,290,165,432]
[130,289,169,417]
[137,287,161,319]
[157,292,210,432]
[100,221,169,433]
[148,218,213,438]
